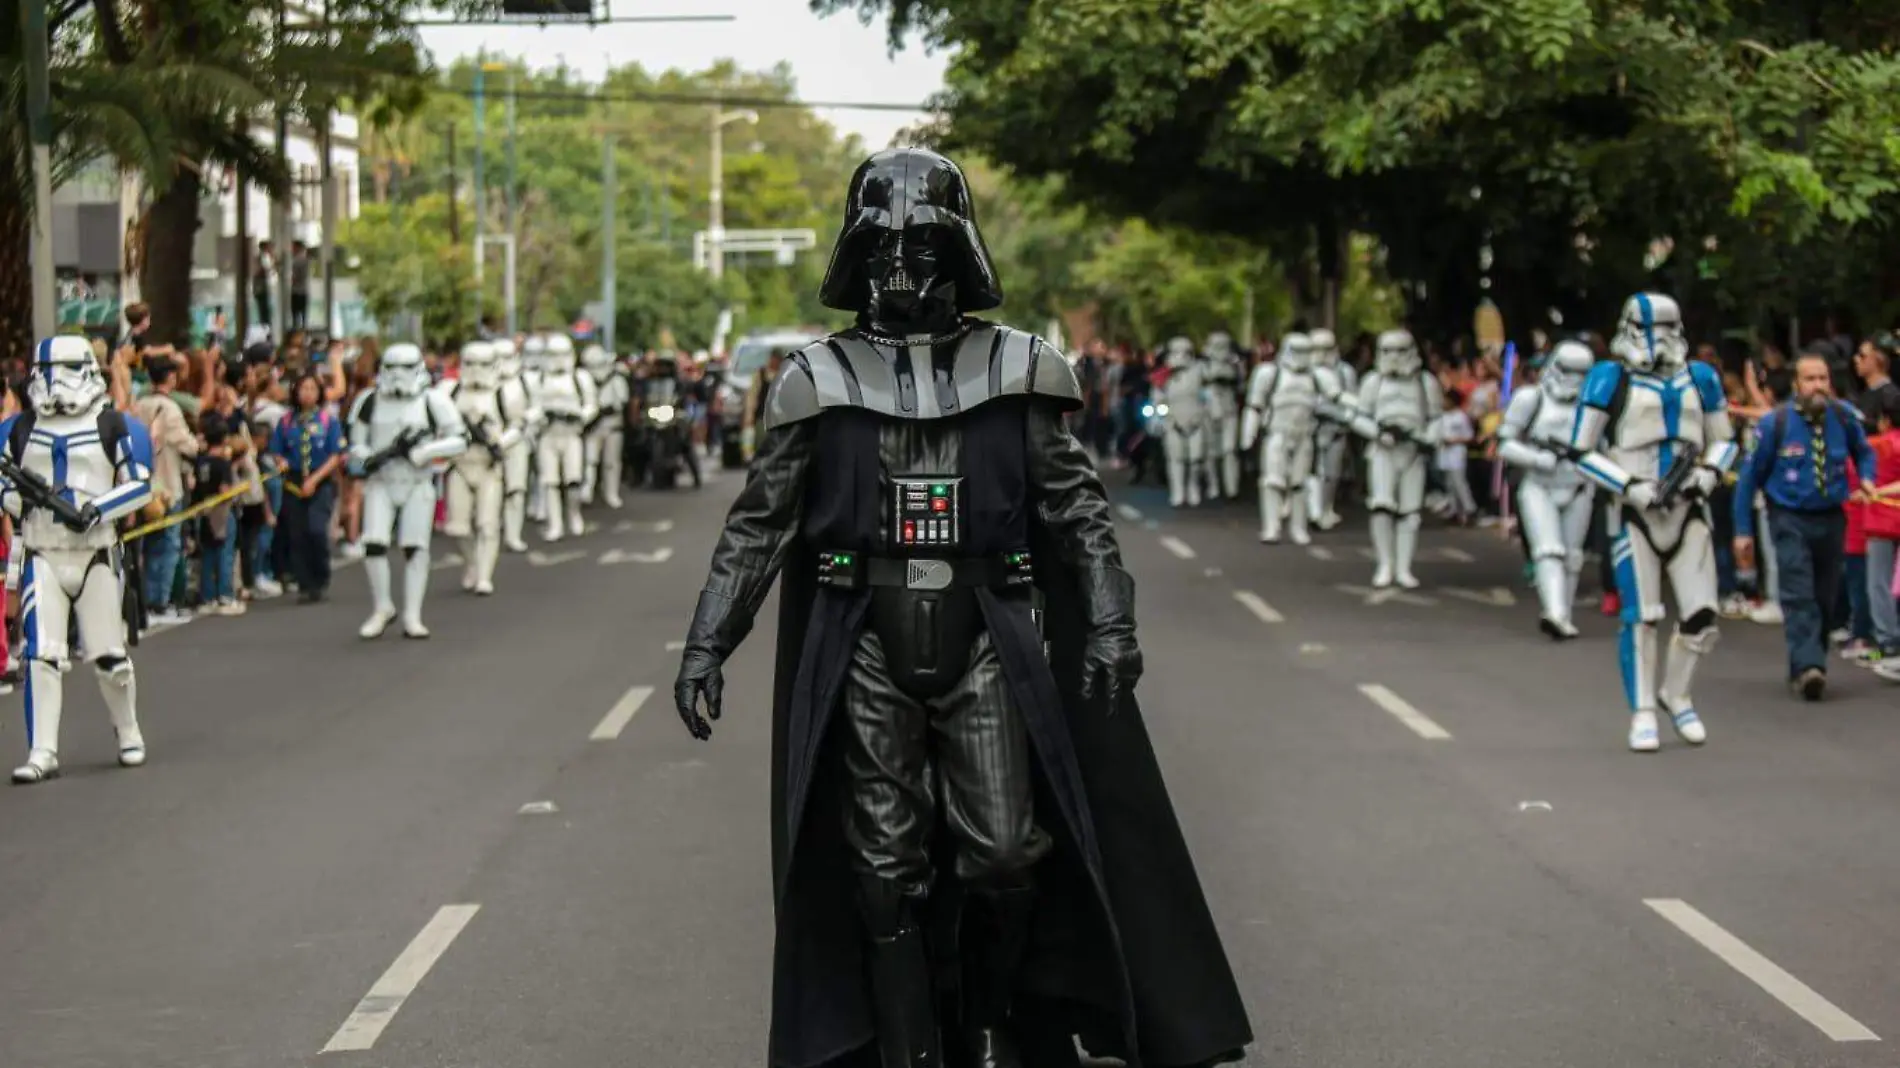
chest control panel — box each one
[890,476,962,549]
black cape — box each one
[763,403,1252,1068]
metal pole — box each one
[234,165,250,343]
[473,66,486,282]
[271,0,289,343]
[503,238,516,342]
[505,71,518,336]
[602,135,616,353]
[22,0,55,340]
[709,107,724,280]
[444,125,459,245]
[319,0,336,338]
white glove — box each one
[1535,449,1561,473]
[1624,479,1660,511]
[1685,466,1720,499]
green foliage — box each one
[345,197,482,350]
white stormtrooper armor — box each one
[1305,328,1359,529]
[1159,337,1208,508]
[494,338,536,552]
[1499,340,1597,639]
[579,345,630,510]
[1200,331,1245,500]
[1242,332,1341,545]
[4,337,154,784]
[1571,293,1737,752]
[445,341,524,596]
[348,342,468,639]
[534,334,599,540]
[1351,329,1442,589]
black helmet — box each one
[818,148,1003,316]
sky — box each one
[416,1,950,148]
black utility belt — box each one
[817,550,1034,592]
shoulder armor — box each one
[1687,361,1725,411]
[763,352,824,430]
[991,327,1082,411]
[1579,361,1626,411]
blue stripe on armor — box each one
[1660,376,1682,474]
[21,557,36,749]
[1636,293,1655,364]
[50,434,71,506]
[1612,533,1641,711]
[35,339,53,390]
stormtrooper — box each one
[1570,294,1736,752]
[520,334,551,527]
[579,344,631,509]
[1351,329,1443,588]
[1159,336,1208,508]
[4,337,154,784]
[1498,340,1597,639]
[348,342,468,639]
[534,333,599,541]
[495,336,537,553]
[1305,328,1359,529]
[1199,331,1245,500]
[1242,332,1341,545]
[444,340,525,596]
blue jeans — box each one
[1769,507,1847,678]
[199,535,235,603]
[254,477,282,581]
[143,517,184,610]
[1844,553,1872,643]
[1868,537,1900,652]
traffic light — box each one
[501,0,592,15]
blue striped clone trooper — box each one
[1569,294,1739,751]
[5,337,155,784]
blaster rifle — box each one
[0,455,94,533]
[1653,451,1702,507]
[356,427,428,478]
[468,419,504,464]
[1534,437,1589,465]
[1380,420,1435,451]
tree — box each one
[817,0,1900,343]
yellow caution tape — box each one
[122,471,285,542]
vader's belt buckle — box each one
[905,559,953,591]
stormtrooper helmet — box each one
[1610,293,1687,373]
[459,340,500,391]
[1540,340,1595,402]
[581,344,615,385]
[28,336,106,417]
[542,334,577,376]
[520,334,549,376]
[1375,329,1422,376]
[493,337,521,380]
[377,343,430,399]
[1279,332,1314,372]
[1164,336,1198,368]
[1308,328,1340,367]
[1203,331,1235,362]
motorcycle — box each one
[641,378,693,490]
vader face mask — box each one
[865,225,960,332]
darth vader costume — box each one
[674,148,1252,1068]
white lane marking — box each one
[1357,683,1452,740]
[1159,535,1197,560]
[599,546,675,565]
[1308,546,1334,561]
[1443,586,1518,607]
[1232,590,1284,623]
[527,549,587,567]
[1336,583,1437,607]
[429,553,465,572]
[664,640,687,652]
[1644,899,1879,1042]
[1442,547,1476,563]
[1517,800,1553,812]
[1298,642,1328,654]
[613,518,675,534]
[590,685,654,741]
[1116,503,1143,522]
[518,800,559,815]
[320,904,481,1053]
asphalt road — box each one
[2,457,1898,1068]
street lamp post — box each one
[708,107,758,281]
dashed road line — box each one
[1159,535,1197,560]
[1442,546,1477,563]
[1644,899,1879,1042]
[1232,590,1284,623]
[1307,546,1334,561]
[1357,683,1452,740]
[320,904,481,1053]
[590,685,655,741]
[1116,503,1144,522]
[664,640,686,652]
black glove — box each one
[674,647,725,741]
[1075,568,1142,714]
[65,502,101,535]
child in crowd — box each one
[194,416,244,617]
[1863,393,1900,676]
[1435,386,1477,525]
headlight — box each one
[1141,404,1156,418]
[1156,403,1170,417]
[648,404,676,425]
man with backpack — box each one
[1734,353,1877,701]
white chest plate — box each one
[1372,373,1430,431]
[1607,370,1709,480]
[539,372,586,420]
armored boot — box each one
[861,877,941,1068]
[960,883,1035,1068]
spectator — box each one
[268,372,345,603]
[253,241,274,328]
[194,417,244,616]
[1435,386,1477,525]
[1862,393,1900,672]
[1733,354,1878,700]
[132,359,200,625]
[289,241,311,330]
[1853,336,1899,425]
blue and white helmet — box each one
[1539,339,1595,402]
[1611,292,1687,372]
[377,343,430,399]
[28,336,106,416]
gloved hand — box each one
[1624,478,1660,511]
[1535,449,1561,473]
[63,502,101,534]
[1684,466,1719,500]
[1078,626,1142,716]
[674,647,725,741]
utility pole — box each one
[22,0,54,340]
[504,69,518,336]
[601,135,616,354]
[445,125,460,244]
[707,106,758,280]
[473,65,486,281]
[271,0,290,344]
[318,0,336,339]
[235,166,250,342]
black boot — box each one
[860,877,942,1068]
[961,883,1035,1068]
